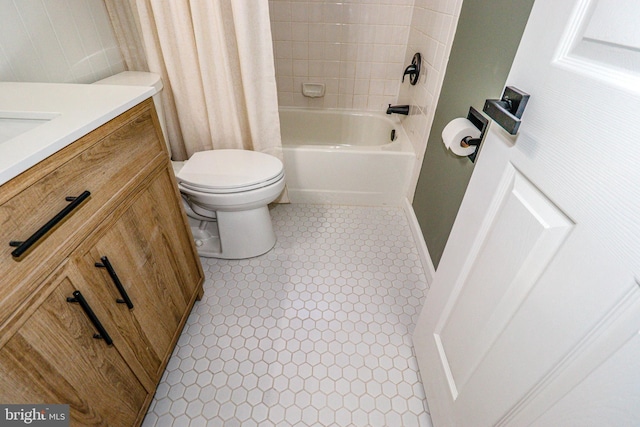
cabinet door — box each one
[74,166,202,386]
[0,266,147,426]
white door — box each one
[413,0,640,425]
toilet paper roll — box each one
[441,118,481,157]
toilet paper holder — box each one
[461,106,488,163]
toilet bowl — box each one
[176,149,285,258]
[94,72,285,259]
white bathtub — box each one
[279,108,416,206]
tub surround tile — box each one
[143,204,432,427]
[270,0,414,112]
[338,95,354,109]
[398,0,464,201]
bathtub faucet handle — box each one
[402,53,421,85]
[402,64,417,83]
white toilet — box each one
[94,72,285,259]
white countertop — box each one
[0,82,155,186]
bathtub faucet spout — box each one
[386,104,410,115]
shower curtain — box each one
[104,1,286,201]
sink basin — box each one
[0,82,155,186]
[0,112,59,145]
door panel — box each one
[558,0,640,87]
[437,165,574,397]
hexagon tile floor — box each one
[143,204,433,427]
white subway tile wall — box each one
[269,0,414,112]
[0,0,125,84]
[398,0,463,197]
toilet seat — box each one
[176,149,284,194]
[179,170,285,194]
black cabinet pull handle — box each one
[95,256,134,309]
[66,290,113,346]
[10,190,91,258]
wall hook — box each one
[402,53,421,85]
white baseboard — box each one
[402,198,435,287]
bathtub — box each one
[279,108,415,206]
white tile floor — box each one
[143,204,433,427]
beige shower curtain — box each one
[104,1,285,181]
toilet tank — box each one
[93,71,170,154]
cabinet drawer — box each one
[0,100,165,331]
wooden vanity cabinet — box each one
[0,101,167,338]
[0,98,204,426]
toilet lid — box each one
[176,149,284,193]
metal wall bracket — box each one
[483,86,530,135]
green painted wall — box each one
[412,0,534,268]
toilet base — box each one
[189,220,222,257]
[187,206,277,259]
